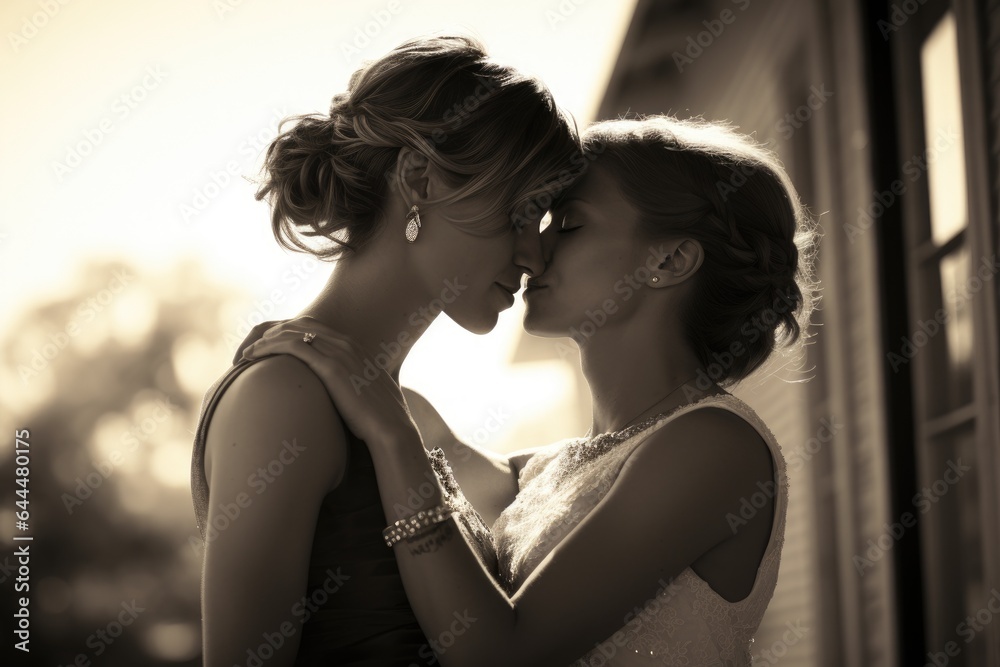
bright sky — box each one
[1,0,636,451]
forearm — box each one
[403,385,519,524]
[433,438,519,526]
[368,435,519,666]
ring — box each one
[302,332,317,344]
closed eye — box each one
[557,212,581,234]
[557,219,582,234]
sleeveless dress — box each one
[190,321,434,666]
[491,393,789,666]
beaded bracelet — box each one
[382,505,453,548]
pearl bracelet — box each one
[382,505,453,548]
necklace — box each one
[566,375,699,469]
[587,374,696,438]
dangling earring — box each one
[405,205,421,243]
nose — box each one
[539,221,558,265]
[512,221,545,278]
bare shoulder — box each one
[639,406,773,486]
[205,354,348,494]
[668,404,771,458]
[619,404,775,511]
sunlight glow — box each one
[2,0,637,456]
[110,286,159,348]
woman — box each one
[190,35,582,666]
[243,115,819,665]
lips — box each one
[494,283,516,308]
[496,282,519,294]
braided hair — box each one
[582,116,819,386]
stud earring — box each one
[404,205,421,243]
[650,276,660,284]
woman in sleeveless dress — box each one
[244,116,819,665]
[191,35,582,666]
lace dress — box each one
[425,446,498,575]
[491,393,789,666]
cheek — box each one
[543,241,644,324]
[426,234,509,282]
[461,235,514,277]
[435,236,515,320]
[553,238,627,291]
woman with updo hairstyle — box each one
[546,115,816,387]
[190,35,582,666]
[246,114,819,666]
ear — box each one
[394,147,431,204]
[647,239,704,288]
[394,147,453,208]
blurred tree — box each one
[0,256,251,666]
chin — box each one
[521,288,566,337]
[448,309,500,335]
[521,309,565,338]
